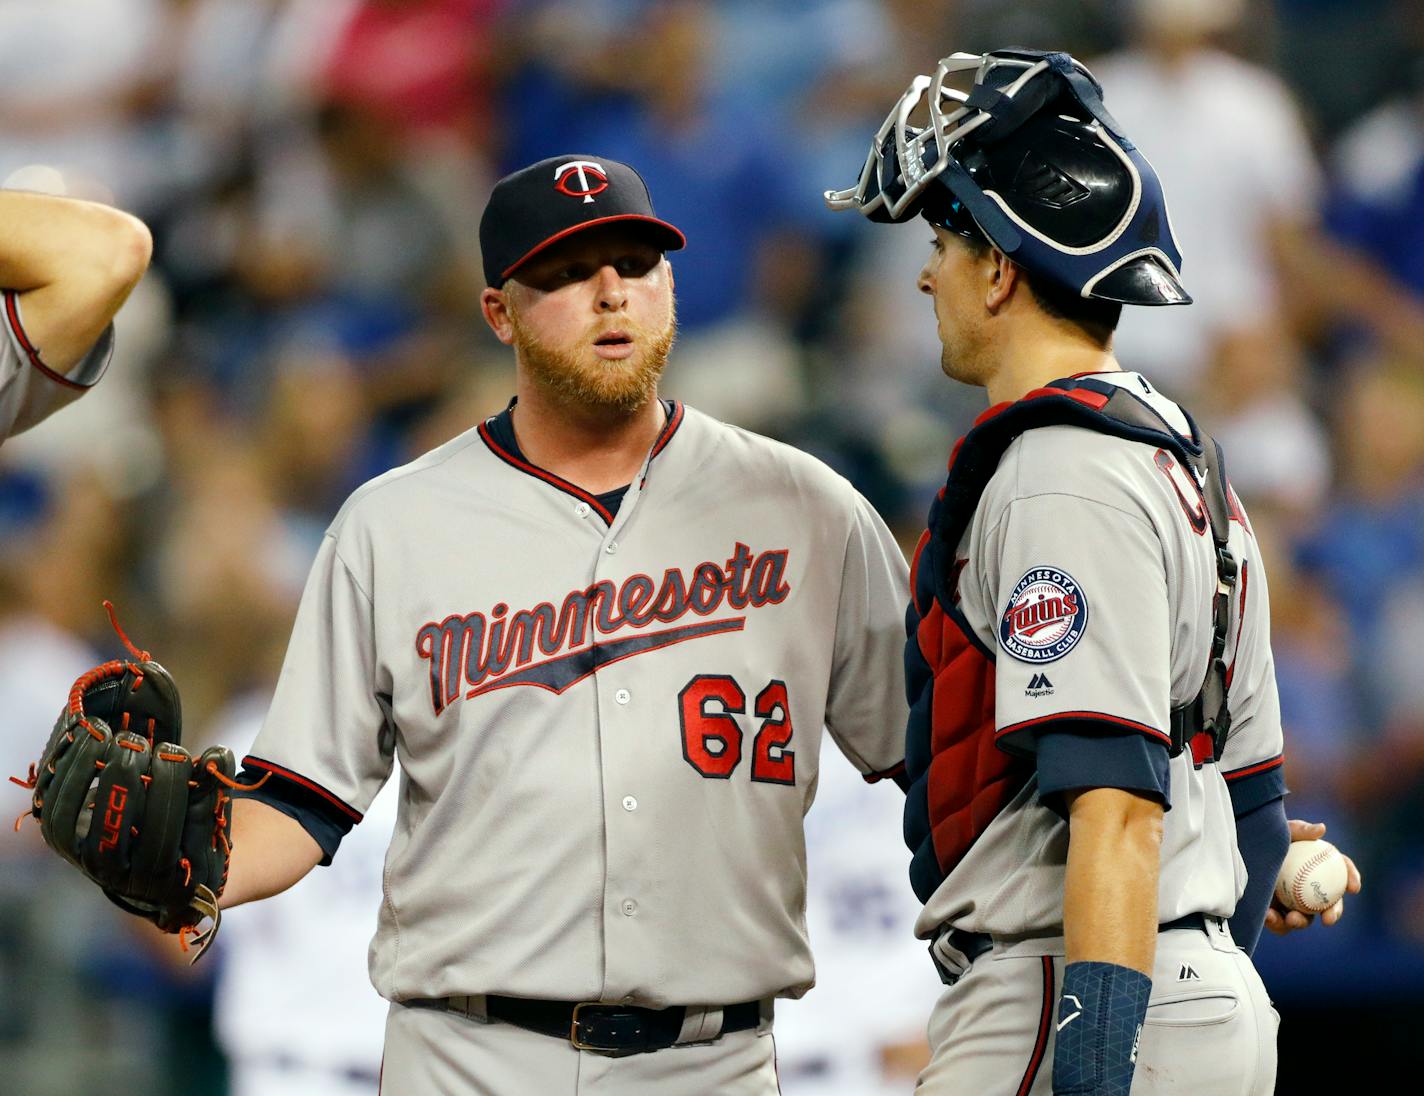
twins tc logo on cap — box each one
[554,160,609,204]
[999,567,1088,663]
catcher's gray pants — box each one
[380,998,780,1094]
[916,916,1278,1094]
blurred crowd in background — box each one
[3,0,1424,1092]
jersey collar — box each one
[477,397,685,524]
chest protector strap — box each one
[929,377,1237,761]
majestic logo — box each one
[999,567,1088,664]
[1178,963,1200,981]
[416,543,791,715]
[554,159,609,204]
[1025,672,1054,697]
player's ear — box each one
[984,248,1018,313]
[481,286,517,345]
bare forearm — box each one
[221,798,323,909]
[0,190,149,291]
[1063,788,1164,975]
[0,190,152,373]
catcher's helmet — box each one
[825,49,1191,306]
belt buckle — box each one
[570,1002,650,1056]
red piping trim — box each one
[649,400,684,458]
[1016,957,1055,1096]
[3,291,89,391]
[863,759,907,785]
[1223,754,1283,782]
[478,420,615,522]
[500,214,686,281]
[996,711,1173,747]
[243,756,364,822]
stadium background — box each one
[2,0,1422,1091]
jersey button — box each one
[615,688,631,705]
[606,541,619,554]
[622,899,637,917]
[574,501,591,517]
[622,795,638,812]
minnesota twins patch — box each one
[999,567,1088,664]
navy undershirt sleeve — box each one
[1035,725,1172,819]
[232,763,354,866]
[1228,793,1290,955]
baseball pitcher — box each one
[13,154,913,1095]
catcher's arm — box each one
[220,798,323,909]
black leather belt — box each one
[934,912,1220,987]
[407,995,762,1056]
[1161,912,1219,933]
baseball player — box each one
[0,188,150,441]
[209,154,911,1094]
[827,49,1356,1094]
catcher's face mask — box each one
[825,49,1192,307]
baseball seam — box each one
[1289,849,1335,912]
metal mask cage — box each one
[825,48,1191,306]
[824,51,1054,222]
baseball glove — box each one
[10,602,244,962]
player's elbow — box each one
[99,210,153,298]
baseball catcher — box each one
[10,602,248,962]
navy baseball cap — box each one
[479,155,686,288]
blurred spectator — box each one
[1323,6,1424,336]
[321,0,505,144]
[1295,363,1424,729]
[505,3,804,327]
[1201,318,1332,515]
[0,0,168,209]
[1090,0,1324,399]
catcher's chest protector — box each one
[903,377,1235,905]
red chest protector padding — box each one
[903,378,1233,905]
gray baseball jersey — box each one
[241,400,910,1009]
[910,371,1283,941]
[0,290,112,440]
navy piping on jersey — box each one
[478,398,683,522]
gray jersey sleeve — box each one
[823,491,911,780]
[246,530,395,821]
[0,290,113,440]
[990,492,1173,754]
[1216,514,1286,801]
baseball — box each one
[1274,839,1348,914]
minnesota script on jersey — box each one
[0,290,112,440]
[244,402,909,1007]
[915,372,1284,940]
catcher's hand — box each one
[10,602,245,962]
